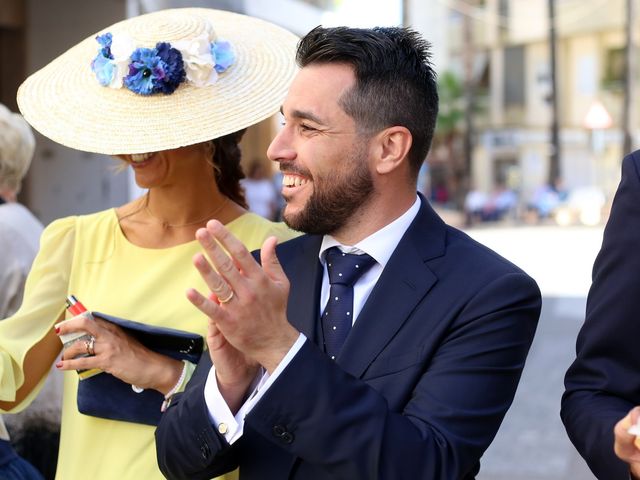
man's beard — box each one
[282,146,374,235]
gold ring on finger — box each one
[218,290,235,304]
[85,336,96,356]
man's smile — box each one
[282,173,311,189]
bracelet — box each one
[161,360,188,413]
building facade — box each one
[438,0,635,209]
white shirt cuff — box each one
[204,333,307,444]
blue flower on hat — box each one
[91,33,116,86]
[92,55,116,86]
[123,48,159,95]
[124,43,185,95]
[90,29,233,95]
[96,33,114,59]
[155,42,186,93]
[211,41,235,73]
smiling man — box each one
[156,26,541,480]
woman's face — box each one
[117,143,211,189]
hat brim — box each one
[17,8,299,155]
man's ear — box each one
[373,126,413,175]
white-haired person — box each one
[0,104,43,319]
[0,104,46,480]
[0,8,298,480]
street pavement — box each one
[465,225,605,480]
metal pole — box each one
[402,0,410,26]
[462,0,476,195]
[548,0,561,186]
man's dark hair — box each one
[296,25,439,177]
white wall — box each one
[407,0,449,73]
[246,0,403,37]
[245,0,322,36]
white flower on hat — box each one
[173,30,218,87]
[109,33,136,88]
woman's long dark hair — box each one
[212,129,248,208]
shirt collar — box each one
[319,195,421,267]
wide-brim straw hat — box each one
[17,8,299,155]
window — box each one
[504,45,525,107]
[602,47,625,91]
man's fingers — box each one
[630,406,640,426]
[206,220,261,278]
[206,321,229,351]
[192,253,234,301]
[616,415,634,438]
[625,407,640,451]
[614,408,640,459]
[187,289,232,352]
[260,236,288,284]
[186,287,223,319]
[196,226,243,284]
[620,407,640,435]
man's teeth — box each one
[130,153,153,163]
[282,174,309,187]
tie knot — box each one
[325,247,376,287]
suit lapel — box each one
[337,196,447,378]
[281,198,447,478]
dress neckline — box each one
[109,208,250,252]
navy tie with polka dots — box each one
[322,247,376,360]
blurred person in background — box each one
[0,103,43,319]
[0,9,298,480]
[417,160,430,197]
[527,183,560,220]
[463,185,487,226]
[241,159,278,220]
[270,169,286,220]
[562,150,640,479]
[0,103,47,479]
[482,182,517,222]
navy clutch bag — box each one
[76,312,204,426]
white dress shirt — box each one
[204,196,421,443]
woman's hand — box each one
[55,313,183,395]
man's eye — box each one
[300,123,316,132]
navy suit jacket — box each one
[156,196,541,480]
[562,151,640,479]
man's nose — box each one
[267,128,295,164]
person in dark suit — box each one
[155,25,541,480]
[562,151,640,479]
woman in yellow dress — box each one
[0,8,298,480]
